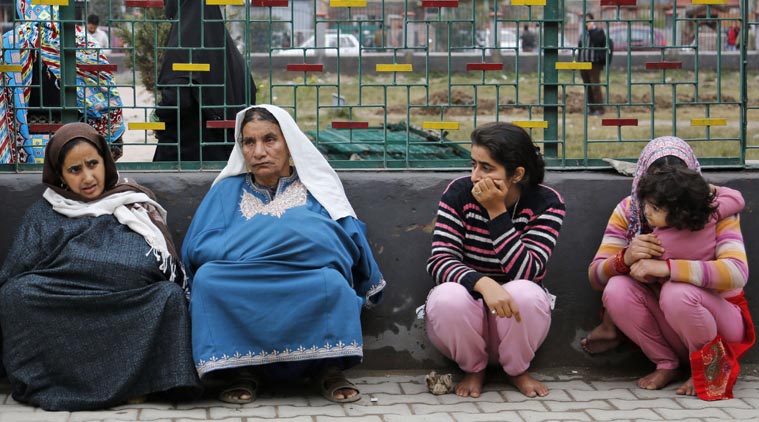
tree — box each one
[115,8,170,92]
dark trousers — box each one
[580,65,604,113]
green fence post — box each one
[59,4,79,124]
[543,1,559,162]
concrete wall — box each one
[1,171,757,371]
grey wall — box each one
[1,171,757,371]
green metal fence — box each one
[0,0,755,171]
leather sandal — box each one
[219,377,259,404]
[318,368,361,403]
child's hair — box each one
[636,166,717,231]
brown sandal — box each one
[318,368,361,403]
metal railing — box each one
[0,0,755,172]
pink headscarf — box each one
[627,136,700,241]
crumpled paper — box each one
[425,371,454,395]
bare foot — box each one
[581,314,623,354]
[675,377,696,396]
[455,370,486,398]
[508,372,549,398]
[637,368,678,390]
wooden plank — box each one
[645,62,682,70]
[252,0,288,6]
[332,121,369,129]
[29,124,64,133]
[511,0,546,5]
[691,118,727,126]
[691,0,727,5]
[466,63,504,71]
[421,0,459,7]
[601,119,639,126]
[78,64,118,73]
[513,120,549,128]
[172,63,211,72]
[330,0,367,7]
[206,0,245,5]
[600,0,636,5]
[206,120,236,129]
[32,0,69,5]
[125,0,164,7]
[376,64,413,72]
[555,62,592,70]
[422,122,460,130]
[286,64,324,72]
[0,65,23,73]
[128,122,166,131]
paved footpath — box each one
[1,368,757,422]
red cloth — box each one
[690,292,755,400]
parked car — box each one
[275,32,360,56]
[498,29,522,52]
[476,29,522,52]
[608,25,666,51]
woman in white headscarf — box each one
[182,105,386,404]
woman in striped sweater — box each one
[425,122,565,398]
[588,136,754,399]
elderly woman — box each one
[182,105,386,404]
[425,122,565,398]
[588,136,754,399]
[0,123,200,411]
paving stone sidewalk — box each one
[1,368,757,422]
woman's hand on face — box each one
[472,178,508,219]
[624,234,664,266]
[629,259,670,284]
[473,277,521,322]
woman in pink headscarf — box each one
[586,136,754,399]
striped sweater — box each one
[427,176,566,294]
[588,187,748,295]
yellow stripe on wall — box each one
[376,64,413,72]
[128,122,166,131]
[172,63,211,72]
[330,0,367,6]
[555,62,592,70]
[513,120,549,129]
[422,122,460,130]
[691,118,727,126]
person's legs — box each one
[660,282,745,351]
[580,69,594,113]
[491,280,551,397]
[589,66,604,113]
[581,310,624,354]
[659,282,746,396]
[603,275,687,390]
[426,282,489,397]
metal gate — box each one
[0,0,755,170]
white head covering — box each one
[213,104,356,220]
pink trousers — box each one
[603,276,745,370]
[425,280,551,376]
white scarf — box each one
[213,104,356,220]
[43,188,178,281]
